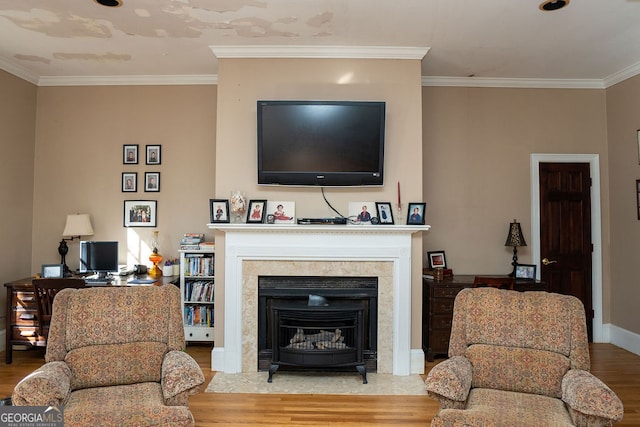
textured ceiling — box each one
[1,0,639,86]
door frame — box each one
[530,153,603,342]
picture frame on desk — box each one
[41,264,64,278]
[210,199,230,223]
[515,264,537,280]
[124,200,157,227]
[427,250,447,269]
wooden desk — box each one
[4,275,176,364]
[422,275,547,361]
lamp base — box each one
[149,251,163,278]
[509,245,519,277]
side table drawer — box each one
[433,286,465,298]
[431,314,453,329]
[184,326,214,342]
[429,329,452,351]
[431,298,456,314]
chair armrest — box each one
[425,356,472,404]
[12,361,72,406]
[161,350,205,403]
[562,369,624,425]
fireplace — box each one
[258,276,378,377]
[209,224,429,376]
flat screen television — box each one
[257,100,386,186]
[79,241,119,280]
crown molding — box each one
[0,56,39,85]
[209,45,430,60]
[603,60,640,88]
[37,74,217,87]
[421,76,606,90]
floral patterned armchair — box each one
[425,288,623,426]
[13,285,205,426]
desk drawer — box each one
[432,286,465,299]
[431,298,456,314]
[431,314,453,329]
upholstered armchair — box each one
[425,288,623,426]
[13,285,205,427]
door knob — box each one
[542,258,557,265]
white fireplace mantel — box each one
[208,223,430,376]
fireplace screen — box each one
[269,303,367,383]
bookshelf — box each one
[179,248,214,343]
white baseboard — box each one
[606,323,640,357]
[411,349,425,375]
[211,347,225,372]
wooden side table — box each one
[422,275,547,361]
[4,278,42,364]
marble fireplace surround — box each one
[209,224,429,376]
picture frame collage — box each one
[123,144,162,227]
[348,201,426,225]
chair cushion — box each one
[431,388,574,427]
[466,344,570,397]
[66,341,166,390]
[63,382,194,427]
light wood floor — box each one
[1,343,638,426]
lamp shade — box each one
[504,219,527,247]
[62,214,94,237]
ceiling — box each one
[1,0,640,87]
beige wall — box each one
[606,74,640,334]
[31,85,217,274]
[214,58,425,347]
[0,70,37,333]
[422,86,612,320]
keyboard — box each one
[85,277,113,285]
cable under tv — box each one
[296,217,348,225]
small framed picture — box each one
[407,202,426,225]
[246,200,267,223]
[144,172,160,192]
[375,202,394,225]
[41,264,64,278]
[146,144,161,165]
[123,144,139,164]
[265,201,296,224]
[210,199,230,223]
[349,201,375,224]
[515,264,537,280]
[122,172,137,192]
[427,251,447,269]
[124,200,157,227]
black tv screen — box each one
[257,100,385,186]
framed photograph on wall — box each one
[146,144,161,165]
[375,202,394,225]
[210,199,230,223]
[427,251,447,269]
[246,200,267,223]
[124,200,157,227]
[407,202,426,225]
[123,144,139,164]
[515,264,537,280]
[122,172,137,192]
[144,172,160,192]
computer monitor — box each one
[79,241,119,280]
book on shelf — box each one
[180,233,204,245]
[179,241,215,250]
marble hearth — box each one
[209,224,429,376]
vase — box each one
[230,191,247,223]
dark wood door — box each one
[539,162,593,340]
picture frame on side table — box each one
[246,200,267,223]
[515,264,537,280]
[123,144,139,164]
[427,251,447,269]
[144,172,160,192]
[210,199,230,223]
[124,200,157,227]
[41,264,64,278]
[146,145,161,165]
[375,202,394,225]
[407,202,426,225]
[122,172,137,192]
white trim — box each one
[422,76,605,90]
[603,60,640,88]
[0,55,39,85]
[607,324,640,356]
[530,154,604,342]
[38,74,217,87]
[209,45,429,60]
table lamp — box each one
[59,214,94,277]
[504,219,527,277]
